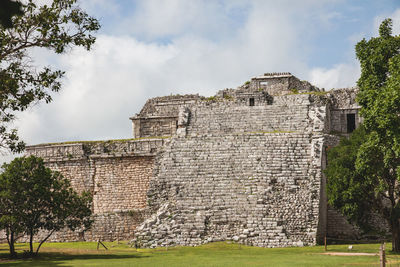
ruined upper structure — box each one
[129,94,202,138]
[130,73,360,139]
[24,73,363,247]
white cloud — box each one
[79,0,121,18]
[16,35,178,144]
[309,62,360,90]
[392,9,400,35]
[373,8,400,36]
[118,0,249,40]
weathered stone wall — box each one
[91,156,154,213]
[251,76,290,95]
[326,206,361,241]
[45,156,154,214]
[132,84,367,248]
[134,132,325,248]
[20,139,165,242]
[132,117,177,138]
[330,109,361,133]
[46,158,92,194]
[132,85,369,248]
[130,94,203,138]
[136,94,202,118]
[246,73,318,96]
[187,94,318,136]
[327,88,362,134]
[26,139,165,160]
[133,90,331,248]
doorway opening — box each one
[347,114,356,133]
[249,98,255,106]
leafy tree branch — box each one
[0,0,100,153]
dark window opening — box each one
[263,92,273,105]
[249,98,255,106]
[347,114,356,133]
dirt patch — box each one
[322,252,378,256]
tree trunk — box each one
[392,219,400,252]
[8,230,16,257]
[36,229,56,255]
[29,229,34,254]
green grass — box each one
[0,241,398,266]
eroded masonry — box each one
[26,73,363,247]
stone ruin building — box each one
[25,72,364,247]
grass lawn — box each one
[0,241,398,266]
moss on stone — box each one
[35,136,171,146]
[288,91,328,96]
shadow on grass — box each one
[0,251,148,266]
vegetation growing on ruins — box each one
[0,0,99,153]
[203,95,237,102]
[223,94,234,100]
[245,130,295,134]
[38,136,172,146]
[326,18,400,252]
[203,96,218,101]
[0,156,93,257]
[287,90,328,96]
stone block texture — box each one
[18,72,373,247]
[136,133,323,248]
[22,139,164,242]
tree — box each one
[326,18,400,252]
[0,156,93,257]
[325,125,375,230]
[0,0,23,28]
[0,0,100,153]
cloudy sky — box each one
[6,0,400,160]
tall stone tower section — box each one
[132,73,361,247]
